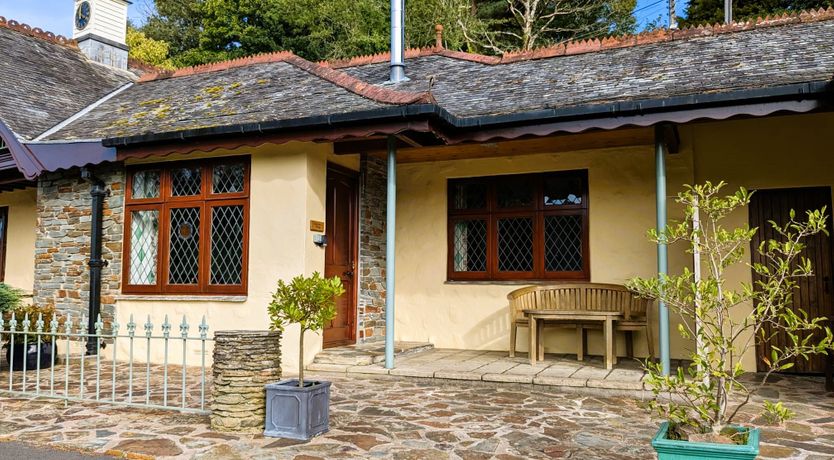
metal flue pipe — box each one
[389,0,406,83]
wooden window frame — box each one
[447,170,589,282]
[122,156,250,295]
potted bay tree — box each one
[265,272,344,440]
[628,182,833,460]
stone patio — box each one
[1,371,834,459]
[308,348,676,395]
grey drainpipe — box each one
[81,168,109,356]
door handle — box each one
[344,270,354,277]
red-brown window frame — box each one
[122,157,251,295]
[447,170,589,281]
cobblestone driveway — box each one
[1,373,833,459]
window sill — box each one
[117,294,247,303]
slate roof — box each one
[8,8,834,144]
[338,16,834,119]
[0,17,134,140]
[46,53,431,141]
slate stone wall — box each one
[357,154,387,343]
[33,165,124,329]
[211,330,282,432]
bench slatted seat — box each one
[507,283,654,360]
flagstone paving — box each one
[1,371,834,459]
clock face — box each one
[75,1,91,31]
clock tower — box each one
[72,0,130,70]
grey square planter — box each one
[264,379,331,440]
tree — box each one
[136,0,636,65]
[681,0,834,27]
[628,182,833,438]
[268,273,344,387]
[126,27,175,69]
[457,0,636,53]
[141,0,205,55]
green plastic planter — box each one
[651,421,760,460]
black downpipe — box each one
[81,168,109,356]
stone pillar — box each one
[358,153,387,342]
[211,330,282,432]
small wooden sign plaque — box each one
[309,220,325,232]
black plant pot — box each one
[4,341,53,371]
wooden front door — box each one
[750,187,834,374]
[323,164,358,348]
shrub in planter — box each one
[264,272,344,440]
[3,301,59,372]
[628,182,834,460]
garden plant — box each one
[628,181,834,444]
[268,272,344,387]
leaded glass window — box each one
[124,157,250,294]
[497,217,534,272]
[210,205,244,284]
[453,219,487,272]
[129,210,159,285]
[168,207,201,285]
[171,166,202,196]
[212,163,246,194]
[447,170,588,281]
[131,170,161,199]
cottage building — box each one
[1,0,834,375]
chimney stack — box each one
[389,0,407,83]
[72,0,130,69]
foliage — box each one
[681,0,834,27]
[141,0,205,56]
[460,0,636,53]
[3,304,59,343]
[137,0,637,64]
[127,27,175,70]
[0,284,24,314]
[627,181,833,436]
[761,400,795,424]
[268,272,344,387]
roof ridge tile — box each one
[497,6,834,62]
[138,51,433,106]
[0,16,76,48]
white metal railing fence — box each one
[0,313,211,414]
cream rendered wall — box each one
[393,144,695,360]
[689,112,834,371]
[114,142,329,375]
[0,188,36,292]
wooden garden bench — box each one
[507,283,654,364]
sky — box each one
[0,0,686,39]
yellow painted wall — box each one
[392,111,834,371]
[393,144,695,360]
[114,141,329,374]
[689,111,834,371]
[103,111,834,373]
[0,188,36,292]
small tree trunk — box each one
[298,328,305,388]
